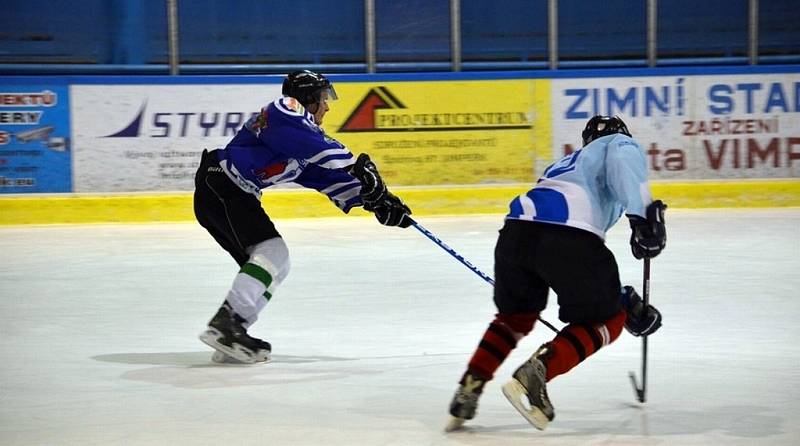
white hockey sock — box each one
[225,237,290,327]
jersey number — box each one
[543,150,581,179]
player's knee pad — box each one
[495,312,539,337]
[227,237,290,325]
[246,237,291,286]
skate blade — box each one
[501,379,550,430]
[211,350,271,365]
[444,416,466,432]
[199,328,262,364]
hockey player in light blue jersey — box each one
[507,119,652,240]
[447,116,666,431]
[194,70,411,364]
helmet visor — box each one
[321,84,338,101]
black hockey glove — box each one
[367,191,413,228]
[621,286,662,337]
[628,200,667,260]
[352,153,387,205]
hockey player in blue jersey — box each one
[193,70,411,364]
[446,115,666,431]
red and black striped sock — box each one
[466,312,538,380]
[544,309,626,381]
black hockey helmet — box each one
[581,115,632,146]
[282,70,338,107]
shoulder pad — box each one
[244,106,269,136]
[274,97,306,116]
[611,134,640,149]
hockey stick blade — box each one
[628,371,645,403]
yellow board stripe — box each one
[1,180,798,225]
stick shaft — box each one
[411,221,495,285]
[410,220,560,333]
[641,258,650,402]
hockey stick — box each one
[409,218,559,333]
[628,258,650,403]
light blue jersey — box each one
[507,133,652,239]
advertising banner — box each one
[0,84,71,193]
[326,79,552,186]
[71,84,282,192]
[551,73,800,179]
[65,71,800,195]
[71,80,551,192]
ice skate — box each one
[445,371,486,432]
[210,335,272,365]
[211,348,272,365]
[211,351,242,364]
[501,344,555,430]
[199,302,271,364]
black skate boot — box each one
[445,371,486,432]
[501,343,555,430]
[199,302,271,364]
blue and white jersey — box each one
[507,133,653,239]
[215,96,362,212]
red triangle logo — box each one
[339,87,405,132]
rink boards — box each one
[1,66,799,224]
[2,180,799,225]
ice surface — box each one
[1,209,798,445]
